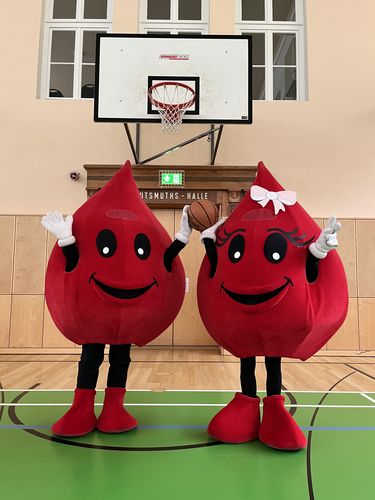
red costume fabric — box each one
[97,388,137,433]
[259,395,307,450]
[51,388,97,437]
[45,161,185,346]
[208,393,260,443]
[197,162,348,360]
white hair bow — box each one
[250,185,297,215]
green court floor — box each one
[0,389,374,499]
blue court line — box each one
[2,424,375,431]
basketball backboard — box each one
[94,34,252,124]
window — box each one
[139,0,209,34]
[236,0,306,101]
[40,0,112,99]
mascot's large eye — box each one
[134,233,151,260]
[264,233,287,263]
[96,229,117,258]
[228,234,245,263]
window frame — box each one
[236,0,306,101]
[139,0,209,33]
[40,0,113,99]
[140,24,209,35]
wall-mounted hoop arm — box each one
[123,124,224,166]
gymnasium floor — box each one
[1,349,375,500]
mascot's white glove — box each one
[309,215,341,259]
[41,212,76,247]
[175,205,193,245]
[200,218,225,243]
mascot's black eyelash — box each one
[267,227,315,248]
[216,228,246,247]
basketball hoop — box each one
[148,81,196,134]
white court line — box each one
[0,403,375,408]
[0,389,152,392]
[361,393,375,404]
[166,390,375,394]
[1,389,375,394]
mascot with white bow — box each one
[197,162,348,450]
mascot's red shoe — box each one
[208,392,260,443]
[51,388,97,437]
[259,395,307,450]
[97,388,137,433]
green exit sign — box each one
[159,170,185,188]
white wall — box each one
[1,0,375,217]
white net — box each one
[148,82,196,134]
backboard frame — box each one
[94,33,252,125]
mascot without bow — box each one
[42,161,192,437]
[197,162,348,450]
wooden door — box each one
[148,209,174,346]
[152,209,216,346]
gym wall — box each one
[1,1,374,352]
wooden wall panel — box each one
[148,210,173,345]
[0,295,11,347]
[42,303,75,348]
[46,231,57,260]
[1,215,374,352]
[326,298,359,349]
[326,219,357,297]
[43,228,76,347]
[13,216,47,294]
[0,216,15,294]
[173,224,216,346]
[357,220,375,298]
[315,220,327,349]
[9,295,44,347]
[359,298,375,350]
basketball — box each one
[188,200,219,232]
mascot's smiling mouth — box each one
[221,277,293,306]
[89,273,157,299]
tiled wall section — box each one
[0,216,374,351]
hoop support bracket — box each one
[123,123,224,166]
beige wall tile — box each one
[173,227,216,346]
[154,209,174,236]
[13,216,47,294]
[357,220,375,297]
[324,219,357,297]
[148,329,173,346]
[9,295,44,347]
[147,209,174,345]
[42,303,75,348]
[46,231,57,261]
[0,215,373,352]
[0,216,15,294]
[359,298,375,350]
[0,295,11,347]
[313,218,324,229]
[327,298,359,350]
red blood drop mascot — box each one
[42,161,191,437]
[197,162,348,450]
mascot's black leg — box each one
[107,344,132,387]
[240,357,257,397]
[76,343,105,389]
[51,343,104,436]
[97,344,137,433]
[264,356,282,396]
